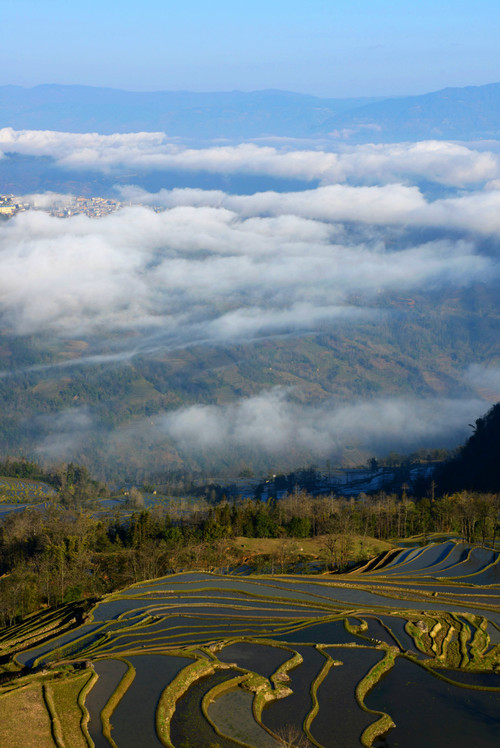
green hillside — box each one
[0,284,498,479]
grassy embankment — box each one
[0,669,94,748]
[233,534,393,571]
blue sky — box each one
[2,0,500,97]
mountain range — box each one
[2,82,500,141]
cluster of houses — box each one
[0,193,121,219]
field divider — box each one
[78,669,98,748]
[429,620,443,656]
[438,619,456,663]
[100,658,135,748]
[303,646,341,747]
[42,682,65,748]
[156,658,217,747]
[458,617,471,667]
[405,655,500,691]
[463,613,489,660]
[201,674,259,748]
[356,646,397,747]
[242,645,303,743]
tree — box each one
[321,534,338,571]
[275,724,309,747]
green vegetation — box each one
[0,681,55,748]
[0,668,94,748]
[0,283,499,480]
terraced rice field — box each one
[0,476,56,503]
[1,540,499,747]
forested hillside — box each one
[435,402,500,492]
[0,284,498,480]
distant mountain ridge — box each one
[327,82,500,141]
[1,82,500,141]
[0,84,379,140]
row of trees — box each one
[1,487,498,627]
[199,489,500,545]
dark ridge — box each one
[434,402,500,493]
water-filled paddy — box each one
[270,619,362,645]
[358,618,401,648]
[375,542,470,575]
[110,654,191,748]
[17,622,102,666]
[262,645,325,737]
[5,540,499,748]
[218,641,292,679]
[427,547,499,579]
[453,566,500,584]
[436,668,500,688]
[93,623,286,655]
[383,546,421,568]
[170,669,240,748]
[367,658,500,748]
[487,622,500,644]
[208,687,279,747]
[85,658,129,748]
[356,580,500,597]
[310,647,384,747]
[0,503,33,515]
[382,542,458,573]
[119,598,326,617]
[92,598,172,621]
[375,615,422,654]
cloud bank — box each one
[35,407,94,461]
[157,389,484,458]
[1,128,500,187]
[1,129,499,348]
[0,193,496,341]
[121,182,500,235]
[32,393,485,469]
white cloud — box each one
[121,182,500,236]
[1,128,500,187]
[19,192,76,209]
[35,408,94,460]
[157,389,486,458]
[0,200,494,341]
[30,391,487,472]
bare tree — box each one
[275,724,310,747]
